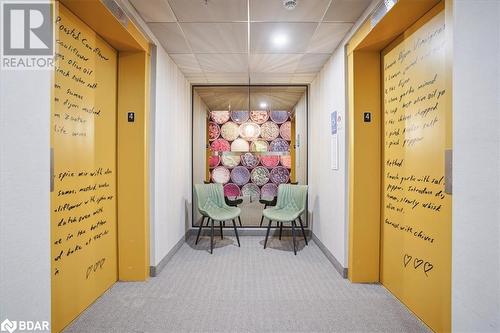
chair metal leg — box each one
[259,204,267,227]
[298,216,308,246]
[232,219,240,247]
[195,216,206,245]
[220,220,224,239]
[264,219,272,249]
[279,222,283,240]
[210,219,214,254]
[238,216,242,227]
[291,220,297,255]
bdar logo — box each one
[0,319,17,333]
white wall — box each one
[308,0,379,268]
[192,91,209,226]
[294,93,307,185]
[0,71,51,323]
[452,0,500,331]
[150,46,192,266]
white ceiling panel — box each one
[250,22,318,53]
[169,54,203,73]
[307,22,353,53]
[197,54,248,73]
[168,0,247,22]
[291,73,317,83]
[295,53,331,73]
[250,73,293,84]
[205,73,249,84]
[184,73,208,83]
[148,23,191,53]
[250,54,302,73]
[181,23,248,53]
[324,0,372,22]
[250,0,330,22]
[129,0,176,22]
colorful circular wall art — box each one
[260,121,280,141]
[231,166,251,185]
[241,183,260,198]
[211,138,231,152]
[209,155,220,168]
[261,155,279,168]
[270,167,290,184]
[269,138,290,152]
[221,154,240,168]
[270,110,289,124]
[241,153,260,168]
[239,122,261,140]
[261,183,278,198]
[251,166,270,186]
[250,110,269,124]
[208,122,220,141]
[250,140,268,152]
[280,121,291,141]
[212,166,230,184]
[280,155,292,169]
[230,110,249,124]
[211,110,230,124]
[220,121,239,141]
[224,183,241,197]
[231,138,250,152]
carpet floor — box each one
[64,235,430,333]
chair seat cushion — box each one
[262,207,300,222]
[206,206,241,221]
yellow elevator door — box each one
[380,5,451,333]
[51,3,118,332]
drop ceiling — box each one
[194,86,307,110]
[128,0,372,84]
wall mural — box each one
[208,110,293,198]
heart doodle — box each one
[414,258,424,269]
[403,254,412,267]
[423,262,434,276]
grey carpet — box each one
[64,236,430,333]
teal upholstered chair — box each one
[263,184,308,255]
[194,183,241,254]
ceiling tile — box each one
[168,0,247,22]
[250,0,330,22]
[250,73,293,84]
[250,22,318,53]
[205,73,249,84]
[197,54,248,73]
[181,23,247,53]
[148,23,191,53]
[291,73,317,83]
[249,54,302,73]
[169,54,203,73]
[129,0,176,22]
[323,0,372,22]
[295,53,331,73]
[307,22,353,53]
[184,73,207,83]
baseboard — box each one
[186,227,312,237]
[311,233,348,278]
[149,233,186,277]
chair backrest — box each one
[194,183,226,214]
[275,184,308,213]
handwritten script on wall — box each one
[51,5,117,332]
[381,10,451,333]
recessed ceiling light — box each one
[260,102,268,109]
[272,33,288,47]
[283,0,297,10]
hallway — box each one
[64,236,429,333]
